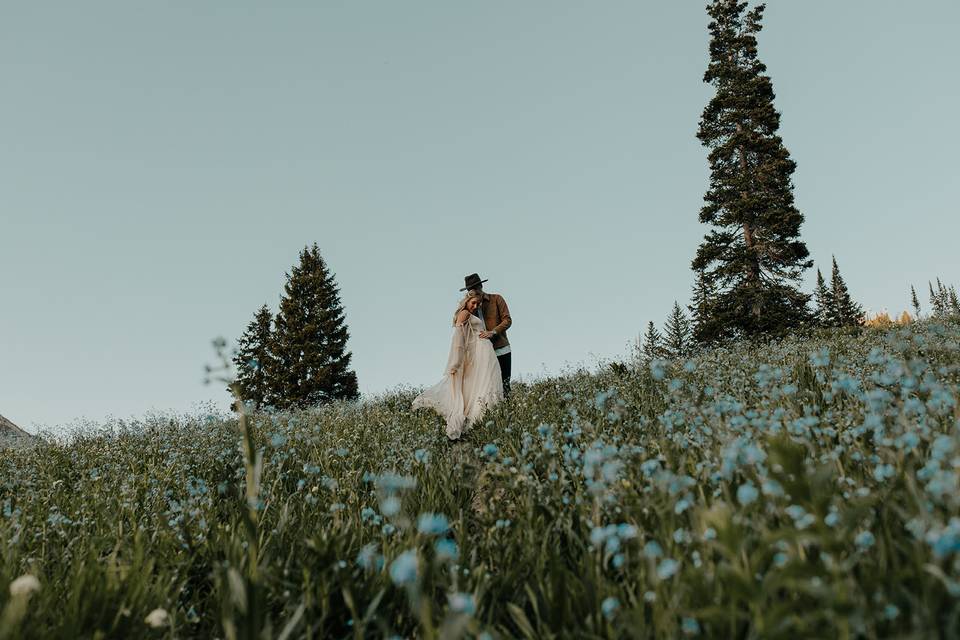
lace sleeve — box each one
[445,323,469,375]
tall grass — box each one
[1,320,959,638]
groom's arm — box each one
[490,295,512,335]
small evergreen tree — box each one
[641,321,665,365]
[663,302,693,360]
[232,305,276,410]
[930,281,947,317]
[813,269,833,327]
[691,0,812,342]
[690,272,721,344]
[949,285,960,316]
[271,244,359,409]
[911,285,922,319]
[828,256,863,327]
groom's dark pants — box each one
[497,352,511,397]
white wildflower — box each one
[9,574,40,597]
[144,608,170,628]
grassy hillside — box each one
[1,320,959,639]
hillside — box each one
[0,320,958,638]
[0,414,29,439]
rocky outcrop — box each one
[0,414,30,438]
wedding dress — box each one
[413,313,504,440]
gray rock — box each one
[0,414,32,440]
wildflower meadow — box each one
[2,320,959,638]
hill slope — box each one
[0,320,958,638]
[0,414,29,438]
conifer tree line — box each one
[812,256,864,328]
[920,278,960,319]
[233,244,359,411]
[639,302,694,365]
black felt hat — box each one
[460,273,488,291]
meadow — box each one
[1,320,959,639]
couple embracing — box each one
[413,273,512,440]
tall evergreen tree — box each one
[641,321,665,365]
[813,269,833,327]
[232,305,276,410]
[828,256,863,327]
[911,285,922,319]
[271,244,359,409]
[691,0,812,342]
[663,302,693,360]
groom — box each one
[461,273,512,397]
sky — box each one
[2,1,958,433]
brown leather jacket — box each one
[478,292,512,351]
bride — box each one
[413,291,504,440]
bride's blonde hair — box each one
[452,290,482,326]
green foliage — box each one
[692,0,812,343]
[640,321,665,365]
[233,305,276,411]
[815,257,863,328]
[2,320,960,638]
[689,272,720,346]
[911,285,922,319]
[662,302,693,361]
[827,256,863,327]
[929,279,960,319]
[813,269,832,326]
[270,244,359,409]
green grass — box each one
[2,320,959,639]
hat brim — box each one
[459,279,488,291]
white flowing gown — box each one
[413,313,504,440]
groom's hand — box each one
[479,331,494,339]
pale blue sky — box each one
[2,1,958,431]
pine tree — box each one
[232,305,276,410]
[641,321,665,365]
[663,302,693,360]
[930,281,946,317]
[691,0,812,342]
[949,285,960,316]
[828,256,863,327]
[271,244,359,409]
[813,269,833,327]
[689,272,721,344]
[911,285,922,319]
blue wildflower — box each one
[737,483,759,506]
[601,597,620,619]
[435,538,459,562]
[448,592,476,615]
[389,550,418,585]
[656,558,680,580]
[650,359,668,381]
[381,496,401,517]
[417,512,450,536]
[643,540,664,559]
[855,530,876,550]
[681,617,701,636]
